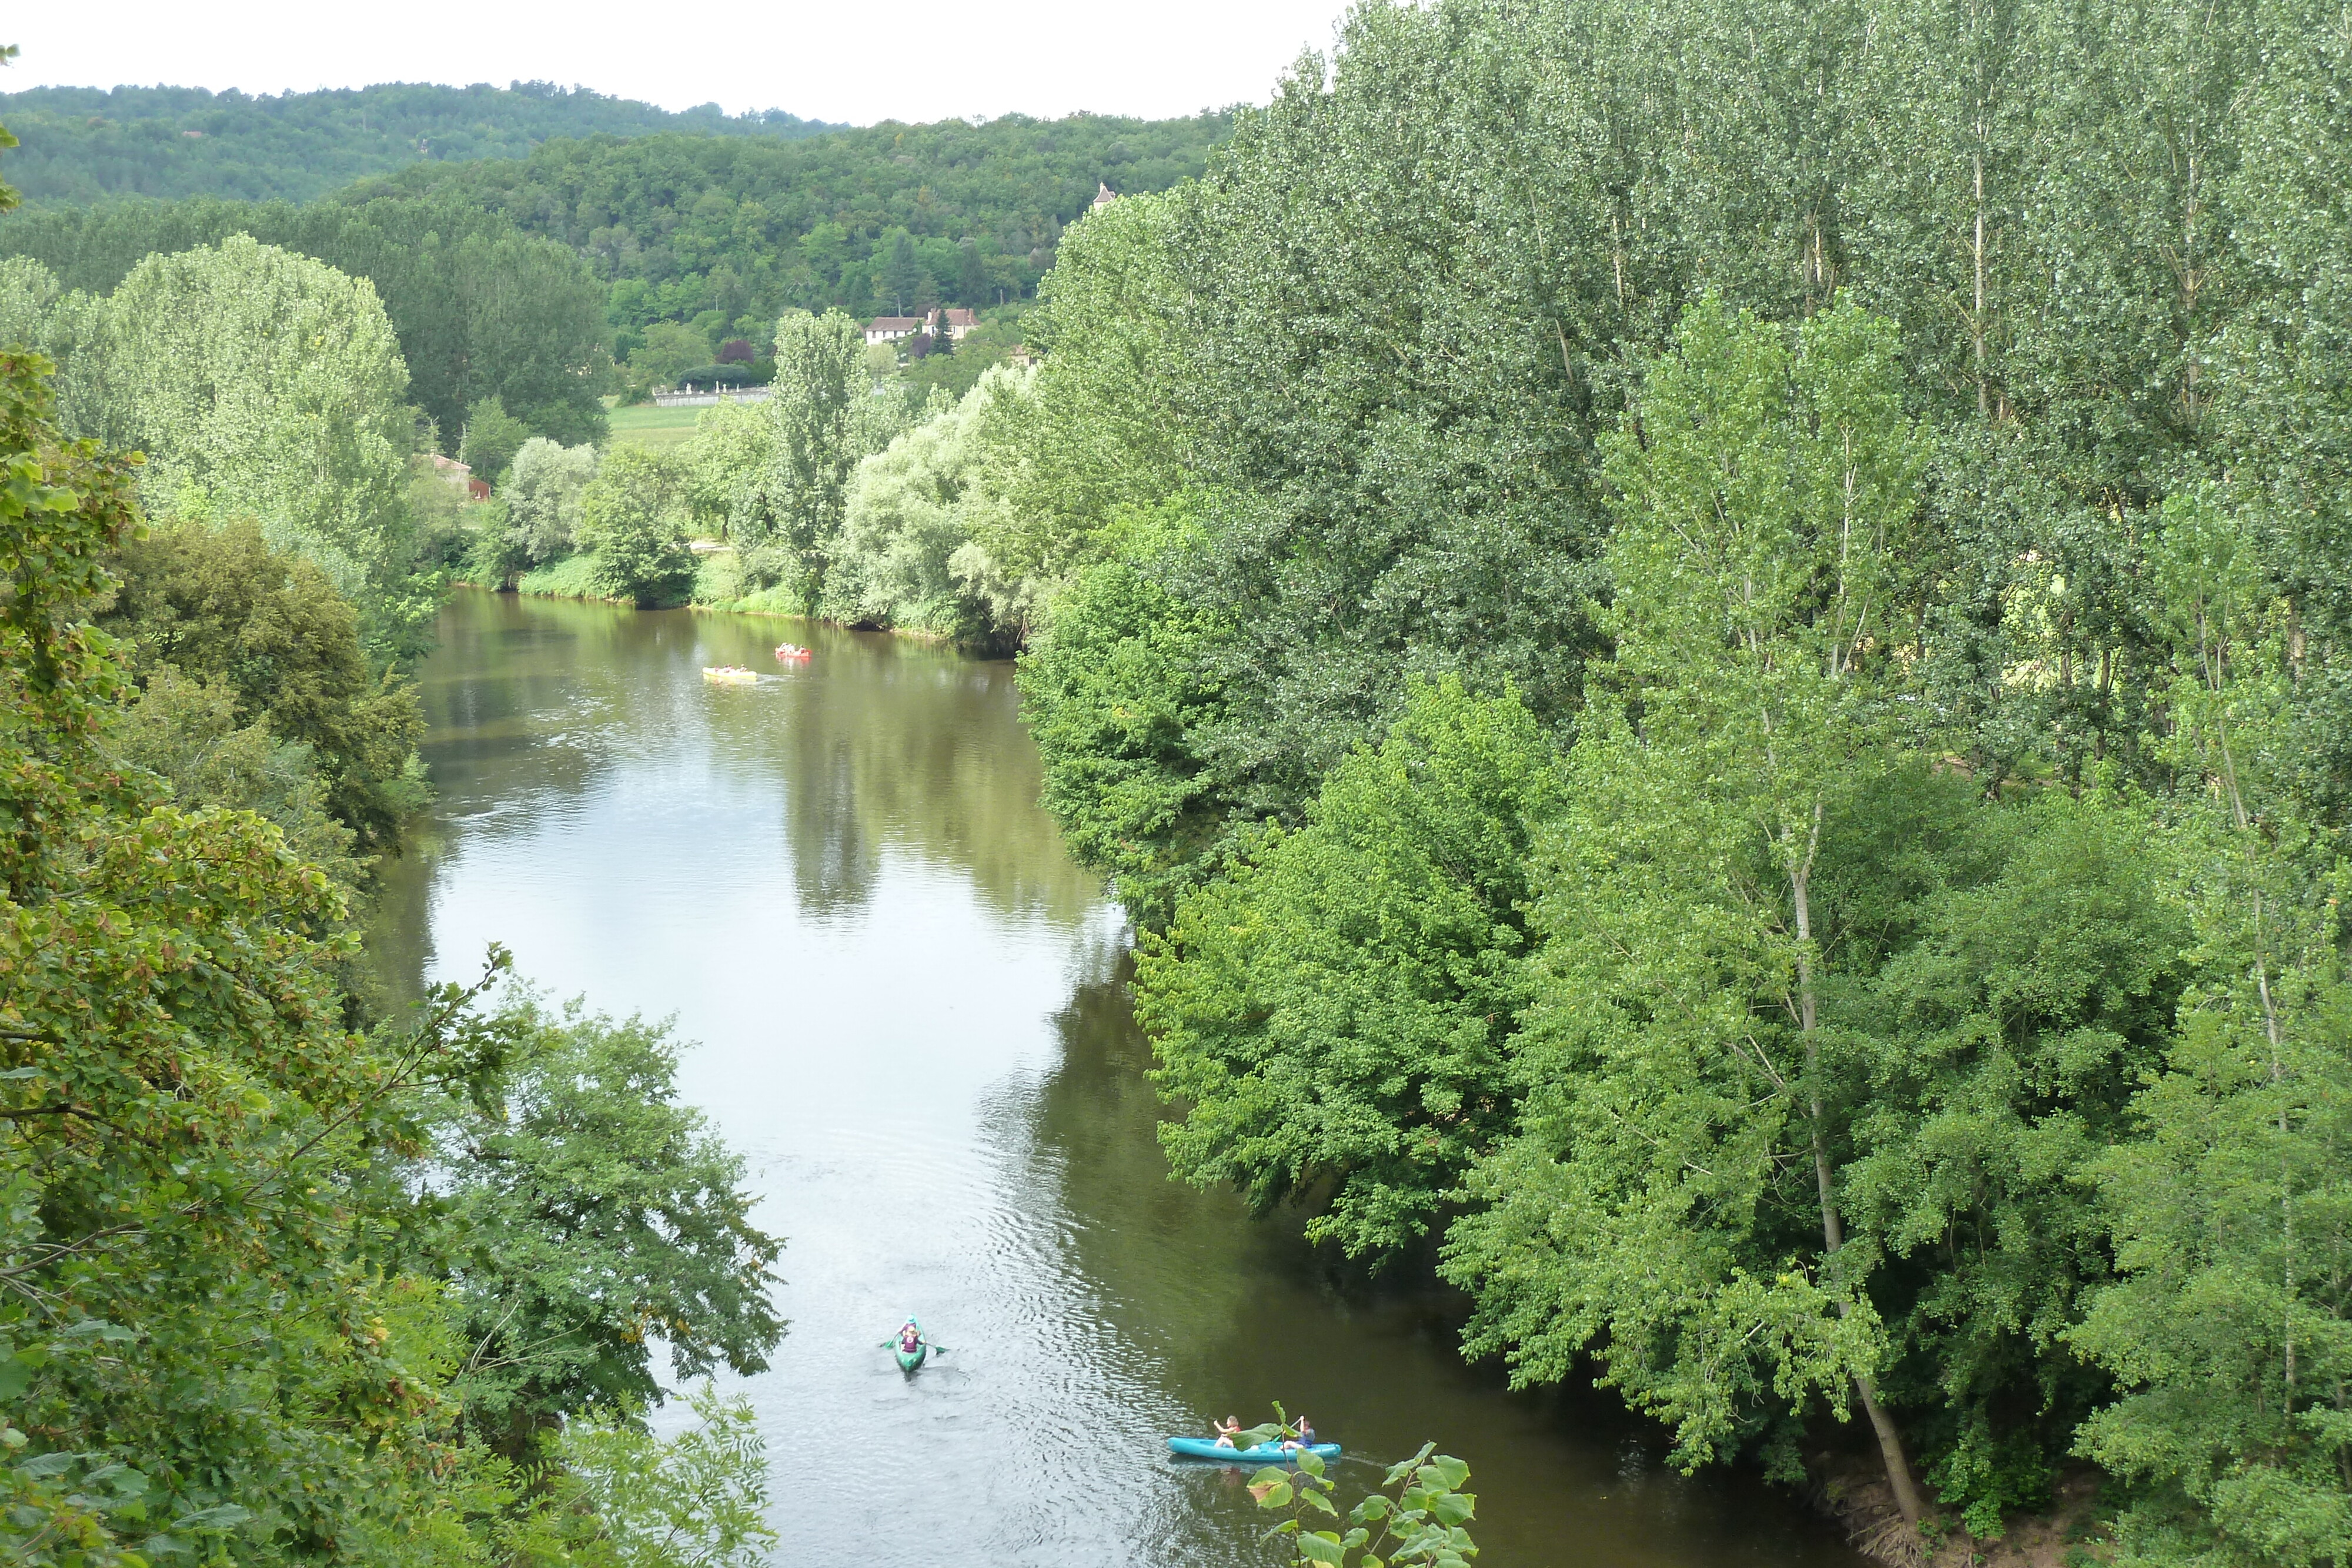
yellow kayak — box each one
[701,666,758,686]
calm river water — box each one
[376,588,1867,1568]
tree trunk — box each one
[1795,841,1927,1532]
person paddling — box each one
[1282,1416,1316,1452]
[1211,1416,1243,1449]
[897,1320,923,1354]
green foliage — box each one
[0,196,612,447]
[325,111,1231,339]
[1440,300,1937,1505]
[0,325,514,1563]
[0,81,834,205]
[897,306,1027,403]
[98,519,427,855]
[1140,677,1555,1262]
[1017,507,1237,927]
[457,394,529,486]
[502,436,599,564]
[577,447,696,607]
[559,1383,777,1568]
[58,238,416,617]
[104,666,362,889]
[0,112,783,1557]
[760,309,864,607]
[1008,0,2352,1552]
[626,323,713,397]
[1241,1415,1481,1568]
[2063,493,2352,1568]
[828,363,1029,647]
[515,551,610,601]
[425,1002,783,1460]
[979,194,1185,592]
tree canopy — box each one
[0,80,835,205]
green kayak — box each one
[890,1316,928,1372]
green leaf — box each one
[1301,1487,1339,1516]
[1297,1448,1326,1479]
[1297,1530,1347,1564]
[1385,1443,1434,1486]
[1431,1492,1475,1527]
[1427,1455,1469,1490]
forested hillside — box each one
[0,80,833,203]
[335,114,1234,346]
[0,109,1233,387]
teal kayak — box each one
[1167,1437,1341,1464]
[890,1316,928,1373]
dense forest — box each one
[0,80,834,203]
[338,113,1234,347]
[0,63,805,1568]
[751,0,2347,1562]
[0,195,612,447]
[0,108,1234,416]
[8,0,2352,1559]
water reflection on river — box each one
[376,589,1866,1568]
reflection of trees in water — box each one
[780,726,875,917]
[994,954,1875,1568]
[681,616,1102,928]
[985,944,1285,1366]
[407,591,1103,931]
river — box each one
[375,588,1869,1568]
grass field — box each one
[605,402,706,450]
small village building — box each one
[1092,182,1118,210]
[929,307,977,342]
[864,316,924,345]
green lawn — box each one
[605,401,706,450]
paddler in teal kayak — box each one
[1211,1416,1244,1448]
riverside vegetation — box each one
[0,65,794,1568]
[980,1,2348,1564]
[0,53,1469,1568]
[9,0,2352,1562]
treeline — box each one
[0,110,788,1568]
[336,113,1234,348]
[0,108,1234,425]
[0,195,608,446]
[0,79,834,205]
[470,306,1088,658]
[975,0,2352,1563]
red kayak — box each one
[776,643,811,661]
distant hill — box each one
[0,81,838,204]
[331,114,1235,346]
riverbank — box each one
[476,554,956,644]
[1806,1447,2108,1568]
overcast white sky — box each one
[6,0,1355,125]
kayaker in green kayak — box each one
[896,1321,922,1355]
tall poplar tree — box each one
[763,309,864,610]
[1445,298,1936,1527]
